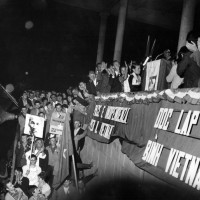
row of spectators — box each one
[1,89,98,200]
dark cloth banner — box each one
[86,89,200,194]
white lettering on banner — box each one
[104,106,114,120]
[186,111,200,136]
[154,108,173,130]
[165,148,177,173]
[165,148,200,190]
[104,106,130,124]
[142,140,152,161]
[94,121,99,134]
[175,110,200,136]
[99,123,115,139]
[172,151,185,178]
[180,111,192,135]
[185,156,200,186]
[154,108,200,136]
[180,153,192,181]
[101,106,106,118]
[89,119,96,131]
[174,110,184,134]
[93,105,102,117]
[142,140,163,167]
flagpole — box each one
[10,126,19,182]
[72,154,78,190]
[29,129,35,169]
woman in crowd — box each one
[78,82,90,99]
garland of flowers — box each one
[95,88,200,105]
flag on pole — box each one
[52,114,73,188]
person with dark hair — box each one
[16,134,30,168]
[86,71,97,96]
[109,61,123,93]
[45,136,60,188]
[29,185,46,200]
[128,63,142,92]
[38,172,51,199]
[95,62,111,94]
[28,91,36,108]
[14,167,29,197]
[51,177,78,200]
[25,139,48,172]
[31,101,41,116]
[18,107,28,136]
[50,94,57,108]
[5,180,28,200]
[18,92,33,111]
[177,31,200,88]
[56,94,63,105]
[22,154,41,186]
[41,98,48,108]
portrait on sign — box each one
[145,60,161,91]
[24,114,45,138]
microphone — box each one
[142,56,152,70]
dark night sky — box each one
[0,0,180,93]
[0,0,200,160]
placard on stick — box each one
[49,112,66,135]
[24,114,45,138]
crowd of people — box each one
[0,88,99,200]
[0,29,200,200]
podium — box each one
[142,59,172,91]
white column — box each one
[96,12,108,64]
[177,0,196,52]
[113,0,128,62]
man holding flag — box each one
[48,107,74,189]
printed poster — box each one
[49,112,66,135]
[24,114,45,138]
[145,59,161,91]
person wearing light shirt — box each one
[22,155,41,186]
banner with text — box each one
[86,89,200,193]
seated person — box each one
[13,167,29,197]
[5,181,28,200]
[29,186,46,200]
